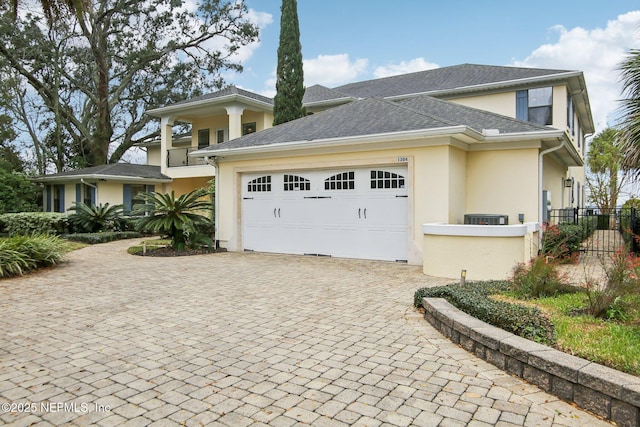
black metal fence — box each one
[548,207,640,255]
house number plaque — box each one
[397,156,408,162]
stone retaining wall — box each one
[422,297,640,427]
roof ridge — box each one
[378,96,460,128]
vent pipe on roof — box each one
[482,129,500,137]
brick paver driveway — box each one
[1,240,611,426]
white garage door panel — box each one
[241,166,408,261]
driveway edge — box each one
[422,297,640,427]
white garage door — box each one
[241,166,408,261]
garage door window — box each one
[371,170,405,189]
[325,171,355,190]
[284,174,311,191]
[248,176,271,192]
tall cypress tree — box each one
[273,0,306,126]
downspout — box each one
[206,156,220,249]
[539,139,566,245]
[80,178,98,205]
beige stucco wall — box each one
[45,182,125,212]
[190,111,274,147]
[163,177,212,197]
[543,155,570,211]
[192,115,229,146]
[448,92,516,118]
[242,110,273,133]
[466,148,539,224]
[63,183,74,212]
[448,146,467,223]
[147,146,161,166]
[97,182,126,207]
[552,85,568,132]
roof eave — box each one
[482,129,583,166]
[32,174,173,183]
[190,126,481,158]
[147,93,273,118]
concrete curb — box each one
[422,297,640,427]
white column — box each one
[159,116,175,174]
[225,105,245,140]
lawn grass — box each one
[127,239,171,255]
[498,292,640,376]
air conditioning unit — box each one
[464,214,509,225]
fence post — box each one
[632,207,639,255]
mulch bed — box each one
[134,247,226,257]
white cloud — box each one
[214,8,274,64]
[512,11,640,133]
[373,58,439,78]
[250,53,369,98]
[303,54,369,87]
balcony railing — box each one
[167,147,207,167]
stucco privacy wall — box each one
[423,223,540,280]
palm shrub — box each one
[68,202,125,233]
[0,234,68,277]
[133,188,213,251]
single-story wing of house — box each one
[32,163,172,214]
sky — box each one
[223,1,640,135]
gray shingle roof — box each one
[156,64,576,109]
[193,94,554,155]
[34,164,171,181]
[302,84,354,104]
[166,85,273,108]
[333,63,574,99]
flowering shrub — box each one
[511,256,573,298]
[541,223,579,261]
[585,249,640,319]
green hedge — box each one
[62,231,143,244]
[414,281,556,345]
[0,234,68,278]
[0,212,72,236]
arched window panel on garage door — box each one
[324,171,355,190]
[284,174,311,191]
[247,175,271,192]
[370,170,405,189]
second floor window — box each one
[198,129,210,148]
[516,87,553,126]
[242,122,256,135]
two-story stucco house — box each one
[36,64,594,279]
